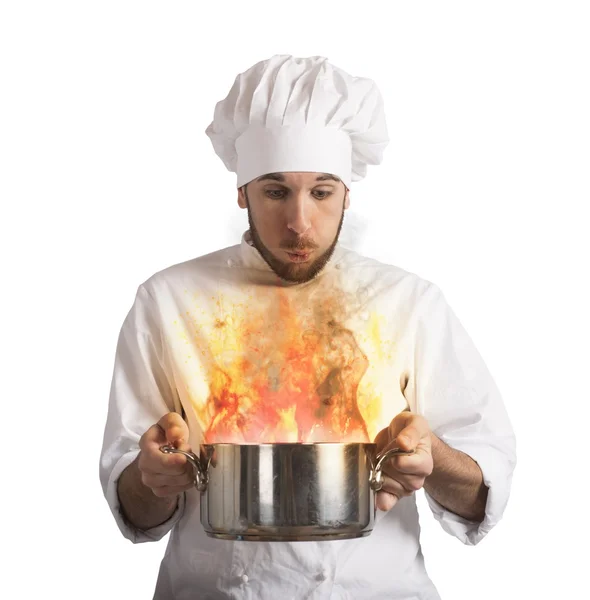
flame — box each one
[194,289,375,444]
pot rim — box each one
[198,441,379,447]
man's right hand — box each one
[137,412,196,498]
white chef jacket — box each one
[99,231,516,600]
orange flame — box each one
[196,290,373,444]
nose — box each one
[286,193,312,236]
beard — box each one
[244,189,346,284]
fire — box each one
[192,288,381,444]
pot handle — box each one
[370,446,416,492]
[159,444,209,492]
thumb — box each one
[385,411,415,451]
[157,412,190,449]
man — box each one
[99,54,516,599]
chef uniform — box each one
[99,54,516,600]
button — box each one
[227,259,234,267]
[241,574,249,584]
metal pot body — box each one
[161,442,412,542]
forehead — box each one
[254,172,341,185]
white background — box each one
[2,1,589,598]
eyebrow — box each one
[315,174,341,183]
[255,173,341,184]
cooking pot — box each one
[159,442,414,541]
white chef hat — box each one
[205,54,389,189]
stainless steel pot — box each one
[159,442,413,541]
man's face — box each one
[238,172,350,283]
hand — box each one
[137,412,195,498]
[373,411,434,511]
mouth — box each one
[286,251,312,263]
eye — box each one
[266,189,286,199]
[313,190,333,199]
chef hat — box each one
[205,54,389,189]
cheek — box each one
[316,209,343,235]
[253,210,281,241]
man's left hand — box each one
[373,411,434,511]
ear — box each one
[237,185,247,209]
[344,187,350,210]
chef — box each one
[99,54,517,599]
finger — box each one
[140,414,193,472]
[380,468,426,493]
[157,412,190,447]
[373,427,390,452]
[139,424,187,470]
[138,443,190,475]
[375,490,398,511]
[376,411,416,453]
[150,482,197,498]
[139,421,189,453]
[379,474,418,498]
[139,422,168,448]
[386,411,414,438]
[142,470,195,489]
[382,449,433,477]
[393,418,430,451]
[395,427,421,451]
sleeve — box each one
[99,283,186,544]
[409,282,517,546]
